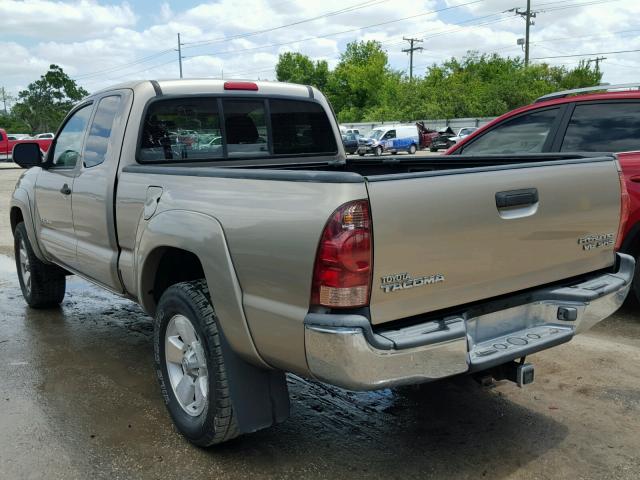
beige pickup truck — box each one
[10,79,634,446]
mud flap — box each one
[218,329,290,434]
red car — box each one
[446,83,640,300]
[0,128,52,161]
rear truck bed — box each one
[301,153,633,389]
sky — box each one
[1,0,639,99]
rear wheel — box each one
[430,146,437,152]
[154,279,239,446]
[632,257,640,304]
[14,222,65,308]
[358,151,365,156]
[408,144,417,154]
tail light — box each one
[311,200,372,308]
[615,164,630,251]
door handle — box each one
[495,188,538,209]
[60,184,71,195]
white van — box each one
[358,125,419,156]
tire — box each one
[14,222,65,308]
[408,144,417,154]
[375,146,383,156]
[430,147,437,152]
[154,279,239,447]
[358,151,365,157]
[632,256,640,304]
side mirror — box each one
[12,142,43,169]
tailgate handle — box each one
[495,188,538,209]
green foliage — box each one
[324,41,391,122]
[11,64,88,133]
[276,52,329,91]
[275,47,603,122]
[0,112,30,133]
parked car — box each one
[10,79,632,447]
[429,127,456,151]
[0,128,52,161]
[342,133,360,154]
[451,126,478,143]
[339,126,360,136]
[416,121,439,150]
[447,83,640,302]
[34,132,55,139]
[8,133,31,140]
[358,125,419,155]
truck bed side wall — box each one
[116,172,368,373]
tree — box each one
[325,41,392,122]
[12,64,88,133]
[275,52,329,91]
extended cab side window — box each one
[462,108,559,154]
[561,102,640,152]
[83,95,122,168]
[50,105,93,169]
[139,98,223,162]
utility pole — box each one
[511,1,538,66]
[402,37,423,81]
[177,33,184,78]
[0,87,8,115]
[587,56,607,70]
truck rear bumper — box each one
[304,253,633,390]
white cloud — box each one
[0,0,137,40]
[2,0,639,97]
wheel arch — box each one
[10,190,48,262]
[136,210,268,368]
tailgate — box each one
[366,158,621,325]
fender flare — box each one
[10,188,48,262]
[136,209,269,369]
[136,210,290,432]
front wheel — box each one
[14,222,66,308]
[154,280,239,446]
[430,147,437,152]
[375,146,383,156]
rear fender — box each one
[136,209,268,369]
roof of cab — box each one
[89,79,315,99]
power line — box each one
[78,0,624,85]
[186,0,485,61]
[532,48,640,59]
[73,49,174,80]
[181,0,391,49]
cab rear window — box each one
[138,97,337,163]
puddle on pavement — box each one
[0,253,16,288]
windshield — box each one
[367,129,384,140]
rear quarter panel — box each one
[117,171,368,373]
